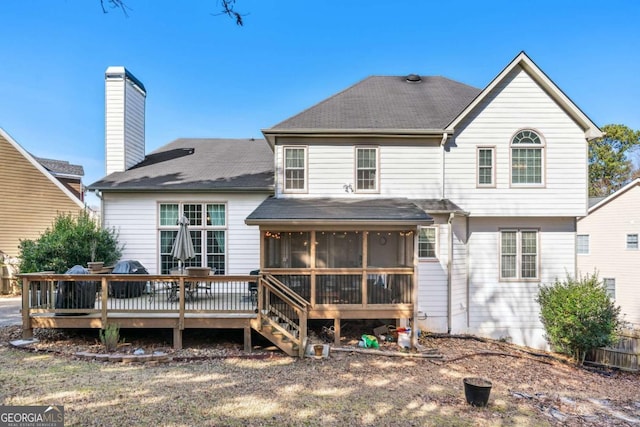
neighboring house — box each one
[577,179,640,328]
[0,128,86,258]
[33,156,85,201]
[89,52,602,349]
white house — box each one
[577,179,640,328]
[89,52,602,349]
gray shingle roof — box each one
[268,76,481,131]
[246,197,433,224]
[588,196,606,208]
[411,199,467,215]
[34,157,84,177]
[88,138,274,191]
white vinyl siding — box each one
[467,217,574,348]
[274,140,442,198]
[444,66,588,217]
[576,234,589,255]
[101,192,267,275]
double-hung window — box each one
[511,130,544,186]
[576,234,589,255]
[627,234,638,250]
[159,202,227,274]
[355,147,378,192]
[283,147,306,192]
[500,229,538,280]
[477,147,495,187]
[418,227,437,259]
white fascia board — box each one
[0,127,86,209]
[447,51,603,140]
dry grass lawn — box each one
[1,325,638,426]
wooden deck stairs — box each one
[251,274,310,357]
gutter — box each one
[447,212,454,334]
[440,132,448,199]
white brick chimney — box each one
[105,66,146,175]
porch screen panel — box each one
[367,231,414,267]
[315,232,362,268]
[316,274,361,304]
[263,232,310,268]
[367,273,412,304]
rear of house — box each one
[90,53,602,350]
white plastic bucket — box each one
[397,332,410,348]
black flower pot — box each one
[463,377,492,407]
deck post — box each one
[101,277,108,327]
[173,328,182,350]
[243,325,251,353]
[333,317,341,346]
[21,277,32,339]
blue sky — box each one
[1,1,639,205]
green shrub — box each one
[536,273,621,364]
[99,323,122,353]
[18,211,122,273]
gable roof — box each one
[587,179,640,214]
[88,138,274,192]
[0,128,85,208]
[245,197,433,225]
[33,156,84,178]
[447,51,603,140]
[262,75,480,145]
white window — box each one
[603,278,615,299]
[500,230,538,280]
[511,130,544,186]
[576,234,589,255]
[477,147,495,187]
[355,147,378,192]
[626,234,638,250]
[159,203,227,274]
[283,147,306,192]
[418,227,437,259]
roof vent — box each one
[405,74,422,83]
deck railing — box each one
[19,272,259,321]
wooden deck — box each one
[19,271,415,355]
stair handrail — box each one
[260,273,310,310]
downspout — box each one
[447,212,454,334]
[440,133,448,200]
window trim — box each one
[626,233,639,250]
[282,146,308,193]
[158,202,228,274]
[418,226,438,260]
[499,229,539,281]
[576,234,590,255]
[354,146,380,193]
[509,129,546,188]
[476,146,496,188]
[602,277,616,299]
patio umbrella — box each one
[170,215,195,272]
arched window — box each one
[511,130,544,185]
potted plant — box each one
[88,240,104,271]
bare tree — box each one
[99,0,246,25]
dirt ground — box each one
[1,323,639,426]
